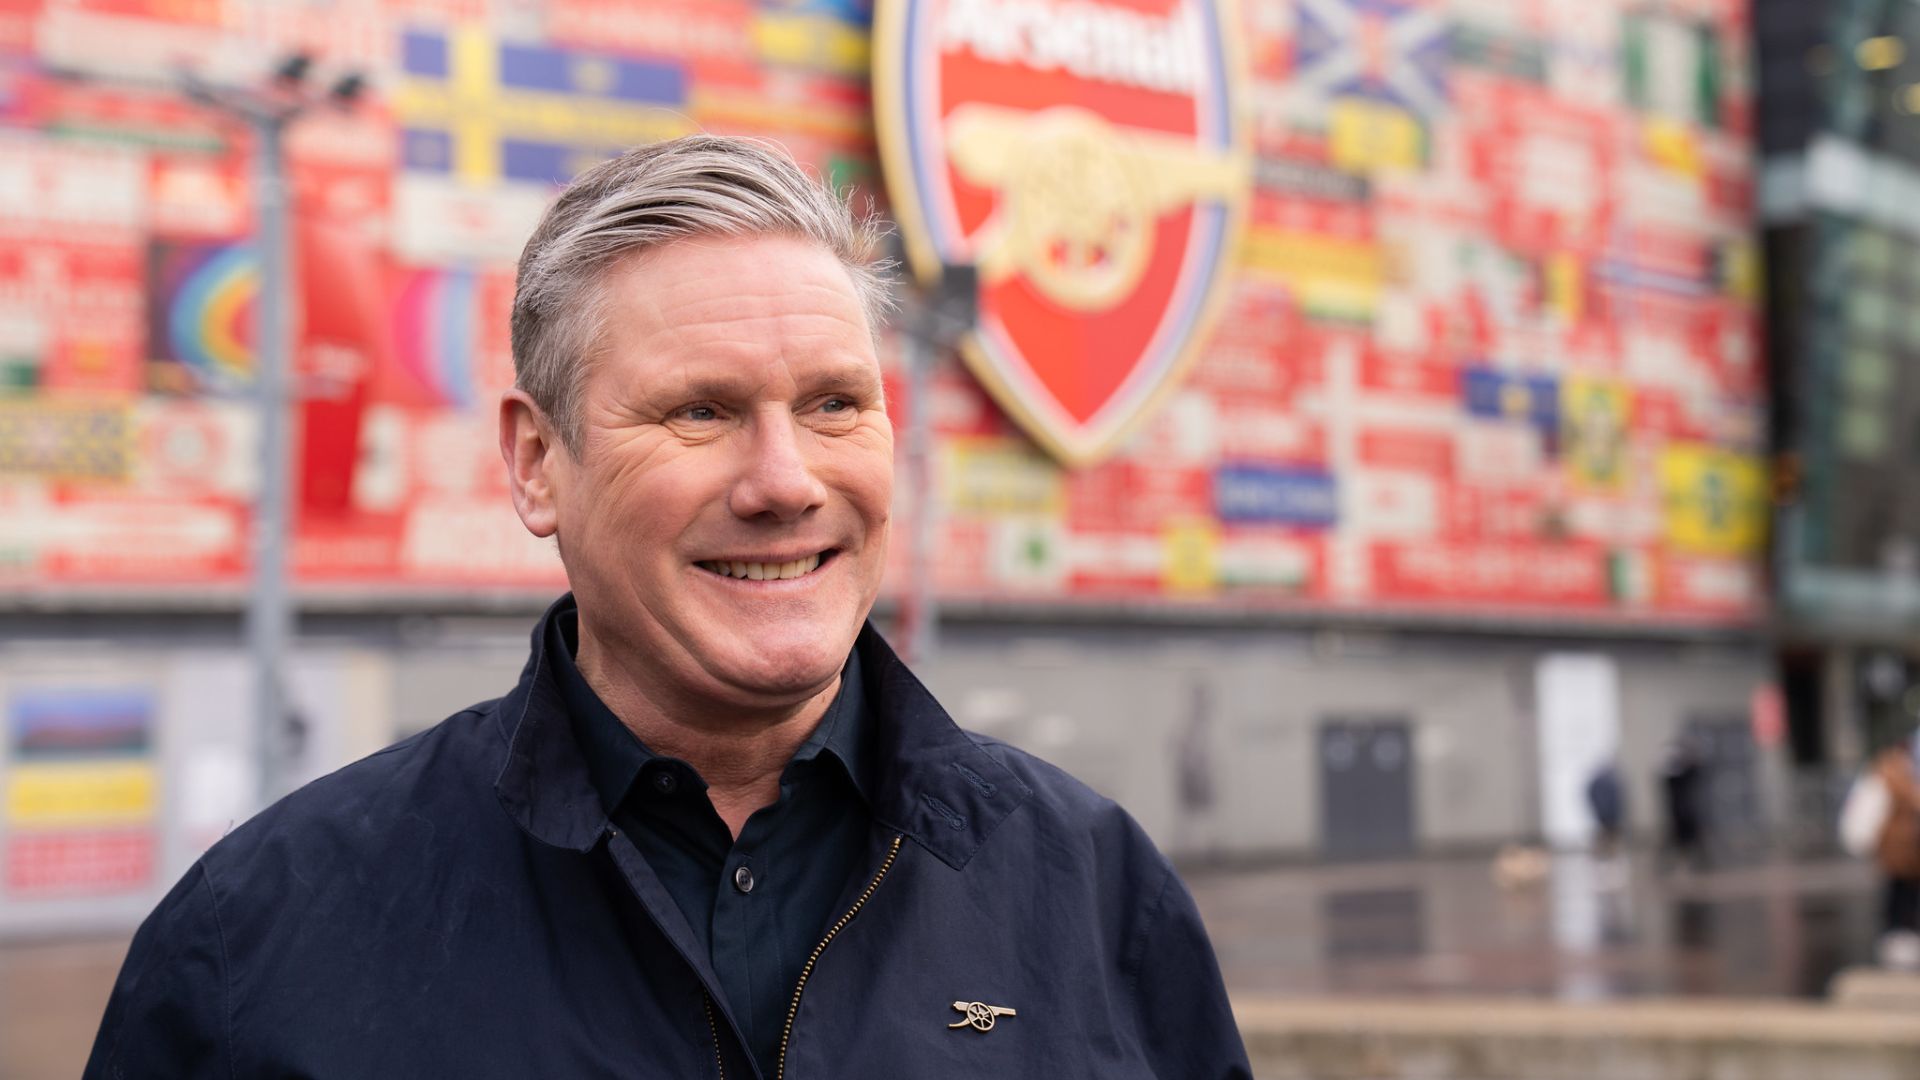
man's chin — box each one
[698,636,851,703]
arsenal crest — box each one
[875,0,1251,465]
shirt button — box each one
[650,770,678,796]
[732,864,755,894]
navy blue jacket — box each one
[87,608,1251,1079]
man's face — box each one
[515,235,893,709]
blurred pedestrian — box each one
[1586,759,1626,858]
[85,136,1251,1078]
[1586,758,1632,897]
[1658,735,1707,874]
[1869,731,1920,969]
[1173,680,1218,861]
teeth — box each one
[700,553,825,580]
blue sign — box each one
[1215,465,1339,527]
[1461,366,1558,432]
[11,689,152,761]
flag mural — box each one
[886,0,1762,622]
[394,27,690,185]
[0,0,1763,624]
[1290,0,1450,172]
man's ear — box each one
[500,389,565,539]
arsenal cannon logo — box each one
[875,0,1251,465]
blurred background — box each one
[3,0,1920,1076]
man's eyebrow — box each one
[659,372,761,401]
[653,361,881,402]
[800,362,885,394]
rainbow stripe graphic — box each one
[155,244,258,392]
[394,268,478,409]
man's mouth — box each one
[694,550,833,582]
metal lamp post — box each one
[896,260,976,665]
[182,57,363,806]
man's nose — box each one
[729,413,830,522]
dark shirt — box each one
[549,611,874,1078]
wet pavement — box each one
[0,852,1888,1079]
[1184,851,1884,1002]
[0,934,124,1080]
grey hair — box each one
[510,134,894,453]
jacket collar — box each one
[493,596,607,853]
[853,620,1032,870]
[494,596,1031,869]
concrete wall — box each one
[914,621,1773,861]
[0,632,396,936]
[1616,646,1792,845]
[0,610,1779,939]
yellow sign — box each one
[1642,117,1703,178]
[1544,252,1584,326]
[1660,445,1766,556]
[1720,239,1762,304]
[1330,98,1425,173]
[753,11,870,75]
[940,437,1065,517]
[1162,518,1219,594]
[1239,227,1384,323]
[1563,376,1632,491]
[6,760,156,828]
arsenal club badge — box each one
[875,0,1251,465]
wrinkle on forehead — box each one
[604,235,868,324]
[569,237,881,430]
[592,242,877,393]
[577,238,880,406]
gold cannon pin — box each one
[948,1000,1017,1032]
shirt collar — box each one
[783,647,872,801]
[496,595,1030,868]
[548,608,652,815]
[547,601,873,816]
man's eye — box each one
[820,397,852,413]
[681,405,719,422]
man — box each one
[1658,734,1707,874]
[87,135,1250,1079]
[1870,731,1920,968]
[1585,759,1624,859]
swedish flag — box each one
[397,27,689,186]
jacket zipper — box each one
[704,992,727,1080]
[775,833,904,1080]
